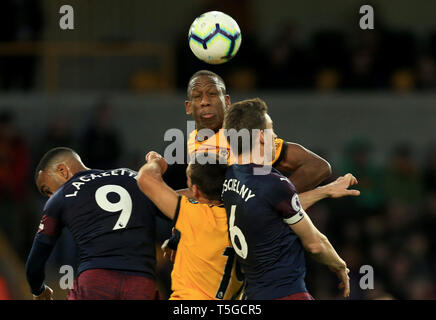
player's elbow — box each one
[318,158,332,181]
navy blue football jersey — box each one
[35,168,158,279]
[222,164,307,299]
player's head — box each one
[223,98,276,160]
[186,152,227,204]
[185,70,231,133]
[35,147,88,197]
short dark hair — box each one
[187,70,227,99]
[223,98,268,155]
[189,152,227,201]
[34,147,77,183]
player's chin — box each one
[200,116,220,131]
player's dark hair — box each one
[34,147,77,183]
[223,98,268,155]
[189,152,227,201]
[187,70,227,99]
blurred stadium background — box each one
[0,0,435,300]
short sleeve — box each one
[267,174,305,225]
[35,192,64,245]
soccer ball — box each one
[188,11,242,64]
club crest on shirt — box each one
[219,148,229,159]
[291,194,302,212]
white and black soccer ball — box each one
[188,11,242,64]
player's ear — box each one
[192,184,201,200]
[259,129,265,145]
[224,95,231,108]
[185,100,192,115]
[56,163,69,180]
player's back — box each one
[222,164,307,299]
[170,196,243,300]
[50,168,158,278]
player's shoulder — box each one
[180,195,202,207]
[43,185,65,214]
[179,195,217,212]
[82,168,138,178]
[178,196,225,222]
[244,165,291,184]
[270,168,296,189]
[111,167,138,177]
[254,167,297,197]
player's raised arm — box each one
[298,173,360,210]
[274,142,332,193]
[137,151,179,220]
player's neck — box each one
[236,146,269,165]
[195,125,221,135]
[70,164,90,176]
[236,153,266,165]
[208,200,223,206]
[197,196,222,206]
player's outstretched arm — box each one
[275,142,332,193]
[137,151,179,220]
[298,173,360,210]
[290,215,350,298]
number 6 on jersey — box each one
[229,205,248,259]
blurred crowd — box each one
[177,22,436,93]
[0,1,435,92]
[304,138,436,300]
[0,104,435,299]
[175,1,436,93]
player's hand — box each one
[145,151,168,174]
[326,173,360,198]
[33,285,53,300]
[329,265,350,298]
[161,227,179,262]
[161,239,176,262]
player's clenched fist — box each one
[161,227,179,263]
[144,151,168,174]
[33,285,53,300]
